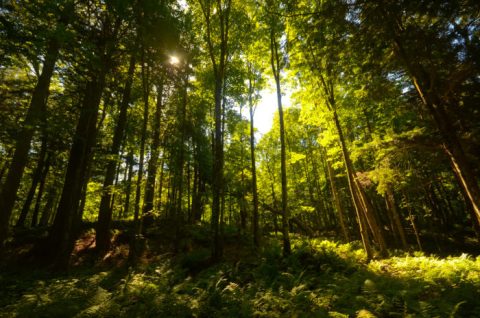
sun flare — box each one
[170,55,180,65]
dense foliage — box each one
[1,0,479,316]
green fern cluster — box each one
[1,237,480,317]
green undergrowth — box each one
[1,233,480,317]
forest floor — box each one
[1,222,480,318]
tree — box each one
[42,1,128,267]
[194,0,233,260]
[0,0,73,248]
[356,0,480,227]
[262,0,291,256]
[96,51,136,254]
[247,64,262,248]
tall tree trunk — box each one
[175,72,188,224]
[96,54,136,253]
[156,156,165,215]
[76,152,94,225]
[31,153,51,227]
[187,156,192,221]
[123,151,134,219]
[404,196,423,251]
[389,23,480,227]
[191,152,205,223]
[385,186,408,249]
[143,80,163,215]
[353,177,388,254]
[45,66,108,268]
[211,76,224,260]
[0,38,59,247]
[270,28,291,256]
[249,82,260,248]
[239,104,247,234]
[198,0,231,261]
[39,185,57,227]
[110,151,123,217]
[190,158,199,223]
[16,138,48,228]
[133,52,149,233]
[130,50,150,264]
[326,157,350,242]
[331,107,374,259]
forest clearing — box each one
[1,0,479,316]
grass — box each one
[1,226,480,317]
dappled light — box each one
[1,0,479,316]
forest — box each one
[1,0,480,317]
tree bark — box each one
[123,151,134,219]
[174,72,189,224]
[16,138,48,228]
[45,64,108,268]
[353,176,388,255]
[326,157,350,242]
[198,0,231,261]
[331,107,375,259]
[133,50,150,233]
[156,156,165,215]
[31,153,51,227]
[143,80,163,215]
[96,53,136,253]
[270,28,291,256]
[389,22,480,228]
[0,38,59,247]
[39,185,57,227]
[248,78,260,248]
[385,186,408,249]
[239,105,247,233]
[211,76,224,260]
[130,49,150,266]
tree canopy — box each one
[1,0,480,316]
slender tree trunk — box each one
[191,158,199,223]
[110,151,123,218]
[39,185,57,227]
[248,81,260,247]
[385,186,408,249]
[390,29,480,227]
[326,157,350,242]
[0,39,59,247]
[239,103,247,234]
[76,152,94,224]
[31,153,51,227]
[331,107,373,259]
[354,177,388,254]
[134,57,149,226]
[402,192,423,251]
[187,156,192,221]
[123,151,134,219]
[175,72,189,224]
[132,49,149,260]
[96,54,136,253]
[211,75,224,260]
[270,29,291,256]
[198,0,231,261]
[144,80,163,215]
[16,138,48,228]
[157,156,165,215]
